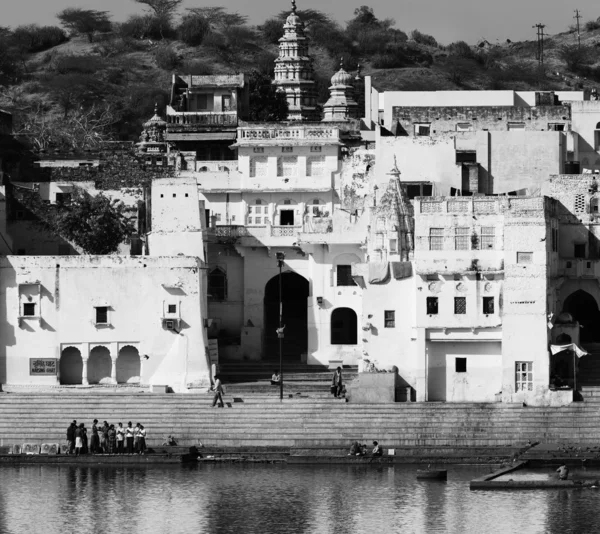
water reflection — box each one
[0,463,599,533]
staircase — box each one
[577,350,600,403]
[1,393,600,452]
[216,362,358,397]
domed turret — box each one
[137,103,168,157]
[322,60,359,122]
[331,62,353,87]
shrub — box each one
[177,14,210,46]
[118,14,170,41]
[585,19,600,31]
[447,40,474,59]
[93,36,139,58]
[372,53,408,69]
[154,45,180,70]
[51,54,105,74]
[410,29,437,47]
[11,25,68,53]
[558,44,592,74]
[181,59,214,75]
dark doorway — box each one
[280,210,294,226]
[264,272,309,361]
[331,308,358,345]
[563,290,600,343]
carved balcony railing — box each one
[166,111,238,128]
[238,127,340,141]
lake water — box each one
[1,463,599,533]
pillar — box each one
[111,357,117,384]
[82,357,89,386]
[415,327,427,402]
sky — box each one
[2,0,598,45]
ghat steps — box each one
[0,393,599,450]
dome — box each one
[331,60,353,86]
[285,0,302,28]
[143,104,166,129]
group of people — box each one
[66,420,147,456]
[348,440,383,457]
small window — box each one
[208,268,227,301]
[481,227,495,250]
[455,358,467,373]
[508,122,525,131]
[406,184,421,199]
[168,304,177,314]
[253,147,264,153]
[389,239,398,253]
[455,227,469,250]
[456,123,473,132]
[336,265,355,286]
[429,228,444,251]
[414,123,431,136]
[282,147,293,153]
[426,297,438,315]
[55,192,72,205]
[517,252,533,264]
[95,307,108,324]
[310,146,322,152]
[454,297,466,314]
[483,297,495,314]
[384,310,395,328]
[548,123,565,131]
[456,151,477,164]
[574,244,586,259]
[197,94,209,110]
[23,303,36,317]
[516,361,533,391]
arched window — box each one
[248,199,268,226]
[208,268,227,301]
[331,308,358,345]
[199,166,208,172]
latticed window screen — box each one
[516,362,533,391]
[250,157,268,178]
[455,227,470,250]
[517,252,533,264]
[429,228,444,250]
[481,227,495,249]
[384,310,395,328]
[575,194,586,213]
[248,202,268,225]
[307,156,325,177]
[454,297,466,314]
[277,157,298,177]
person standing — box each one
[138,425,147,455]
[108,425,116,455]
[90,420,100,454]
[133,423,141,453]
[81,424,88,455]
[116,423,125,454]
[74,424,84,456]
[332,367,343,398]
[100,422,109,453]
[66,421,76,455]
[125,422,134,454]
[212,374,225,408]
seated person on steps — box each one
[271,370,281,386]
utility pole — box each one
[574,9,582,49]
[533,23,546,66]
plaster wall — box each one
[570,101,600,165]
[0,256,209,391]
[427,341,502,402]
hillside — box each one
[2,5,600,151]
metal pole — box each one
[573,350,577,397]
[279,262,283,402]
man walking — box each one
[212,374,225,408]
[66,421,76,455]
[332,367,343,398]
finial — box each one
[154,102,158,115]
[357,64,362,76]
[291,0,297,13]
[340,57,344,70]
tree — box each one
[49,74,107,118]
[56,8,111,42]
[55,188,136,254]
[248,71,288,121]
[177,14,210,46]
[133,0,182,37]
[558,45,592,74]
[187,7,247,29]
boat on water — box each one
[416,465,448,480]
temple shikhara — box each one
[3,1,600,408]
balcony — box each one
[195,161,239,173]
[166,107,238,130]
[208,223,327,247]
[236,126,341,145]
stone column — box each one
[415,327,427,402]
[82,357,89,386]
[111,357,117,384]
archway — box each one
[117,346,140,384]
[88,346,112,384]
[331,308,358,345]
[264,272,309,361]
[60,347,82,385]
[563,290,600,343]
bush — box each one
[177,14,210,46]
[259,18,283,45]
[11,25,68,53]
[447,40,474,59]
[410,29,437,47]
[51,54,105,74]
[154,45,180,70]
[558,44,592,74]
[118,14,170,41]
[372,53,408,69]
[181,59,214,75]
[93,36,140,58]
[585,19,600,31]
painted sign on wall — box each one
[30,359,57,375]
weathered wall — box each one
[0,256,209,391]
[570,101,600,168]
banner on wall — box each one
[550,343,588,358]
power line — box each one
[574,9,582,49]
[533,23,546,66]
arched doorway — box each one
[117,346,141,384]
[264,272,309,361]
[563,290,600,343]
[88,346,112,384]
[331,308,358,345]
[60,347,82,385]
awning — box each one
[550,343,589,358]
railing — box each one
[271,225,302,237]
[238,127,340,141]
[195,161,239,173]
[211,224,310,239]
[166,111,238,127]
